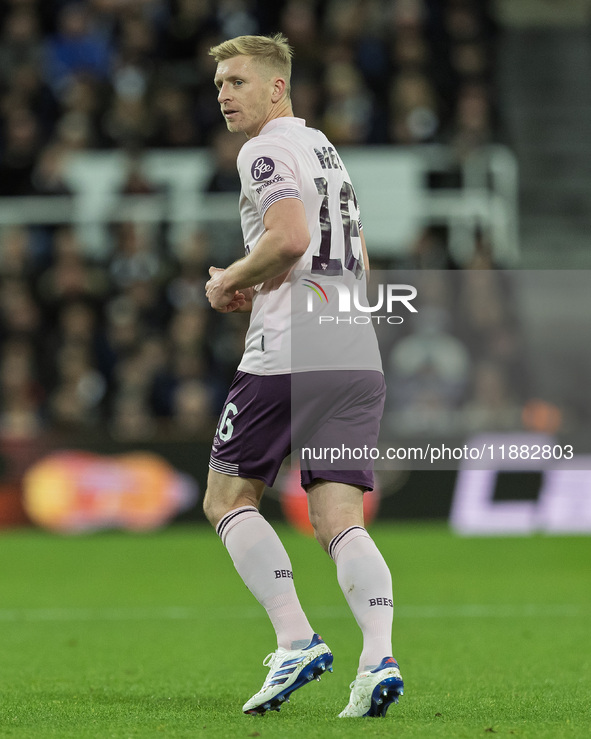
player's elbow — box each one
[277,230,309,262]
[281,242,308,262]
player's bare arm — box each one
[206,197,309,312]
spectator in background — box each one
[204,125,243,192]
[118,148,161,195]
[290,77,321,130]
[59,72,108,143]
[0,5,44,84]
[149,84,201,148]
[108,221,172,332]
[151,304,209,416]
[103,294,143,362]
[101,11,160,148]
[37,225,110,305]
[279,0,323,81]
[390,25,430,75]
[1,61,59,144]
[0,226,35,279]
[451,81,493,156]
[138,333,168,381]
[214,0,259,39]
[0,337,44,439]
[49,341,106,429]
[109,392,157,441]
[62,291,96,326]
[112,347,156,407]
[0,107,42,196]
[183,32,226,142]
[389,69,440,144]
[43,2,113,97]
[168,305,207,357]
[322,59,374,144]
[47,299,103,370]
[109,221,162,288]
[0,277,42,343]
[101,92,154,149]
[166,228,210,309]
[89,0,167,26]
[31,140,73,195]
[169,377,216,438]
[162,0,216,64]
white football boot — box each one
[339,656,404,718]
[242,634,333,715]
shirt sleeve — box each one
[237,139,302,219]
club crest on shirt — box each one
[251,156,275,181]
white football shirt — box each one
[235,117,382,376]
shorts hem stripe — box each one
[209,457,239,476]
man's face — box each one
[214,55,275,138]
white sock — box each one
[329,526,394,672]
[216,506,314,650]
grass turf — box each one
[0,523,590,738]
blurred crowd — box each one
[0,222,246,440]
[0,0,509,443]
[0,0,499,177]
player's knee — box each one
[203,483,261,528]
[308,514,331,552]
[202,489,221,528]
[312,526,331,553]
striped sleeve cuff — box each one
[260,188,302,215]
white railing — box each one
[0,145,519,266]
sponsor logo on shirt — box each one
[251,156,275,181]
[255,173,285,193]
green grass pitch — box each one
[1,522,590,738]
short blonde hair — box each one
[209,33,293,98]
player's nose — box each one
[217,83,231,103]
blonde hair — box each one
[209,33,293,98]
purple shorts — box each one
[209,370,386,490]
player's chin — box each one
[224,119,242,133]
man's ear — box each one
[271,77,286,103]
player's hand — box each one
[206,267,247,312]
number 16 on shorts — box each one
[216,402,238,443]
